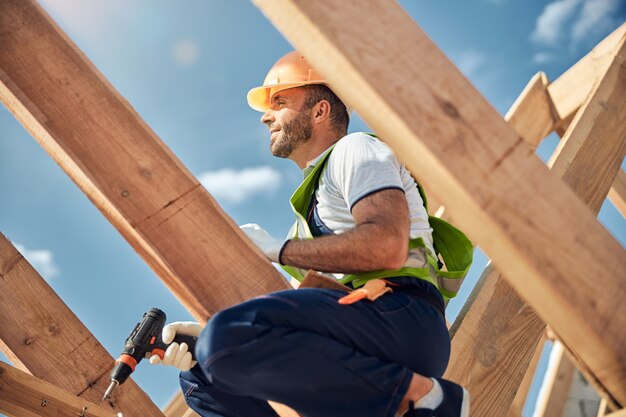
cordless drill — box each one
[102,308,198,400]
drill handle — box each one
[151,333,198,361]
[173,333,198,360]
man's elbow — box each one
[379,238,408,270]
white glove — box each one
[149,321,202,371]
[240,223,287,263]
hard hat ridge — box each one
[247,51,328,112]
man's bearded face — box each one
[269,104,313,158]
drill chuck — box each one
[103,308,197,401]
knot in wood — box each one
[46,323,60,335]
[439,99,461,119]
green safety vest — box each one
[281,137,474,300]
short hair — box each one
[302,84,349,133]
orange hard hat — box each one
[247,51,327,112]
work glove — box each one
[240,223,287,264]
[149,321,202,371]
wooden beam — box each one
[252,0,626,407]
[532,342,576,417]
[449,32,626,413]
[608,169,626,218]
[445,263,545,416]
[0,362,119,417]
[0,233,164,416]
[163,392,200,417]
[506,334,546,417]
[0,0,288,324]
[505,72,559,149]
[548,23,626,122]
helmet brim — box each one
[246,82,326,112]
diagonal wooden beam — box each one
[532,341,576,417]
[0,362,118,417]
[505,334,546,417]
[505,72,559,149]
[252,0,626,408]
[0,233,163,416]
[548,23,626,122]
[0,0,289,324]
[608,169,626,218]
[448,32,626,414]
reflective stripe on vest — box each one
[281,137,473,300]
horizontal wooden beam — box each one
[252,0,626,407]
[0,233,164,416]
[0,0,289,324]
[0,361,117,417]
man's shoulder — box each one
[332,132,386,156]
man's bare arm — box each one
[280,188,410,273]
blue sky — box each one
[1,0,624,414]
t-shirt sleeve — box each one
[328,133,405,211]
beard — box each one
[270,109,313,158]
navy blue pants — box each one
[179,278,449,417]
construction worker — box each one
[151,51,472,417]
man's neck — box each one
[292,130,346,169]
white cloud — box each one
[198,166,282,204]
[533,51,555,64]
[14,244,59,280]
[454,50,487,78]
[172,39,200,67]
[531,0,582,45]
[38,0,127,37]
[571,0,620,43]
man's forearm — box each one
[280,223,407,273]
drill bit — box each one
[102,379,119,400]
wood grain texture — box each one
[0,234,163,416]
[0,362,118,417]
[446,264,545,416]
[448,33,626,414]
[548,37,626,211]
[252,0,626,407]
[0,0,288,324]
[505,72,559,149]
[506,335,546,417]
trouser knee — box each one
[194,305,258,371]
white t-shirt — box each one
[305,132,436,257]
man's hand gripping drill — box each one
[102,308,202,400]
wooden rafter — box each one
[0,362,118,417]
[532,342,576,417]
[450,29,626,413]
[253,0,626,408]
[0,0,289,325]
[505,72,559,149]
[608,169,626,217]
[548,23,626,122]
[505,334,546,417]
[0,233,164,416]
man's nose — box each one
[261,109,274,125]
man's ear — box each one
[313,100,331,124]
